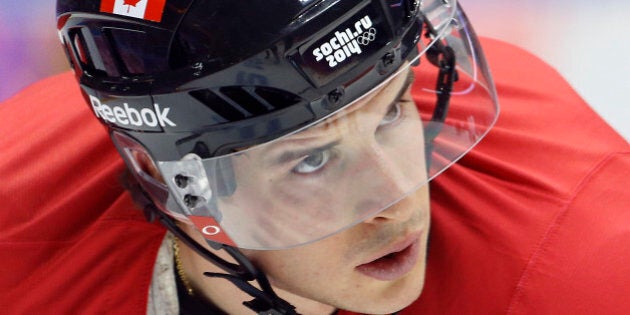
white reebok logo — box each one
[89,95,176,128]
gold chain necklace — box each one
[172,237,195,296]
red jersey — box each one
[2,39,629,314]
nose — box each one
[353,143,421,224]
[363,197,416,224]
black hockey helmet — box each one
[57,0,499,250]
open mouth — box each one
[356,236,420,281]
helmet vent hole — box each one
[190,86,303,121]
[220,87,270,116]
[189,89,247,121]
[254,87,302,111]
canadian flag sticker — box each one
[100,0,166,22]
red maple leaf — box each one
[123,0,142,7]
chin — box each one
[346,265,426,314]
[351,290,423,314]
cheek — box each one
[244,234,354,292]
[237,186,430,312]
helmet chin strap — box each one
[421,14,458,169]
[124,174,298,314]
[153,208,298,314]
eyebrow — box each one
[375,69,415,116]
[266,69,415,166]
[396,70,415,101]
[274,139,341,165]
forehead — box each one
[278,68,412,142]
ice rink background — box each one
[1,0,628,139]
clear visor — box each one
[120,4,499,250]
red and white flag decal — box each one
[100,0,166,22]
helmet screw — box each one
[192,62,204,77]
[382,52,396,67]
[326,88,345,109]
[183,194,199,208]
[378,51,397,75]
[406,0,420,18]
[174,174,189,188]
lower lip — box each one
[356,238,420,281]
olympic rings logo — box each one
[357,28,377,46]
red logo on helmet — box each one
[100,0,166,22]
[188,216,236,246]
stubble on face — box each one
[242,184,431,314]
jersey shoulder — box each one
[0,72,165,313]
[409,38,630,314]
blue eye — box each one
[379,102,402,126]
[293,150,331,174]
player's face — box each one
[241,191,430,313]
[235,69,431,313]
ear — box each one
[131,149,165,183]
